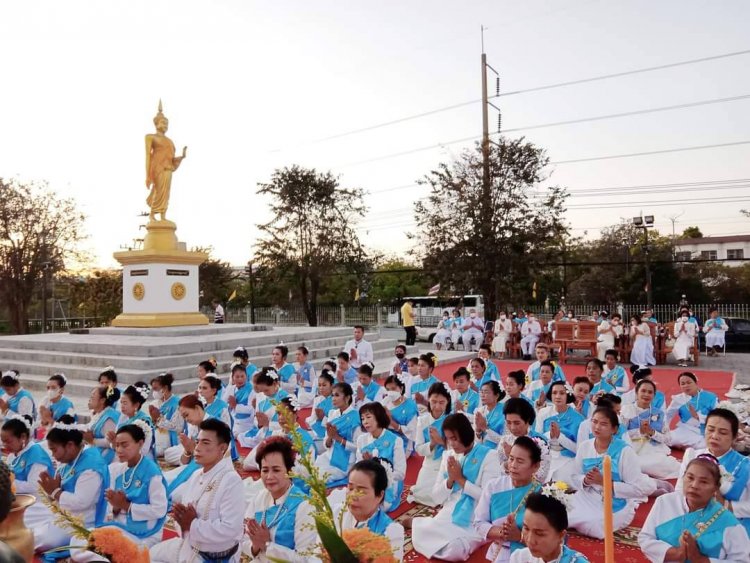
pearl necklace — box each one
[58,447,84,482]
[121,455,144,489]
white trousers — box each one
[409,455,442,507]
[520,335,540,355]
[568,490,636,539]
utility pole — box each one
[246,261,256,324]
[667,211,685,260]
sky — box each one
[1,0,749,269]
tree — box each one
[0,179,85,334]
[681,226,703,239]
[412,138,568,317]
[367,257,430,304]
[255,166,367,326]
[194,247,238,307]
[67,269,123,324]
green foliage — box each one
[681,226,703,239]
[194,247,238,306]
[254,166,367,325]
[66,270,122,324]
[0,178,86,334]
[367,257,430,303]
[413,138,568,315]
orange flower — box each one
[89,527,150,563]
[341,528,397,563]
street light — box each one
[632,214,654,308]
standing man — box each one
[401,299,416,346]
[343,325,374,369]
[212,299,225,324]
[150,419,244,562]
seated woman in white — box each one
[382,374,419,456]
[83,386,120,465]
[575,394,630,446]
[334,459,405,561]
[498,398,551,483]
[313,382,361,485]
[243,395,316,473]
[502,370,534,408]
[355,402,406,512]
[639,454,750,562]
[1,415,54,528]
[0,370,37,422]
[492,311,513,359]
[535,381,585,484]
[108,383,156,460]
[353,362,385,408]
[509,492,591,563]
[412,413,502,561]
[568,407,655,539]
[38,373,77,433]
[673,312,698,367]
[629,315,655,366]
[73,423,168,560]
[524,361,556,411]
[704,307,729,355]
[148,372,183,458]
[621,378,680,480]
[676,408,750,537]
[222,364,255,437]
[473,436,545,562]
[451,367,480,417]
[238,367,289,450]
[163,394,207,504]
[241,436,317,562]
[409,353,440,415]
[434,312,452,351]
[34,416,109,554]
[475,380,507,449]
[602,349,628,394]
[243,397,317,501]
[666,371,718,449]
[305,369,336,455]
[410,382,452,507]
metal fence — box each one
[10,303,748,334]
[221,303,750,327]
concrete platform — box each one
[0,325,417,405]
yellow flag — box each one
[228,289,237,302]
[354,287,360,301]
[532,281,537,300]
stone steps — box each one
[0,324,417,400]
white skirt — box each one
[630,439,681,479]
[670,424,706,449]
[434,328,451,345]
[673,334,693,361]
[630,337,655,366]
[567,489,636,539]
[492,334,509,354]
[409,455,442,507]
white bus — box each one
[405,294,485,342]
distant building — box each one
[674,235,750,266]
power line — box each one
[338,95,750,169]
[287,48,750,147]
[552,140,750,165]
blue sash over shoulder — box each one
[255,485,305,550]
[329,409,360,472]
[422,414,447,460]
[311,395,334,438]
[678,391,718,432]
[581,438,628,512]
[717,448,750,535]
[489,481,542,553]
[543,407,584,458]
[109,456,167,539]
[361,430,403,510]
[448,443,491,528]
[655,499,737,559]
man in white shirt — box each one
[342,325,374,370]
[461,309,484,352]
[150,419,245,562]
[520,313,542,360]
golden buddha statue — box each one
[145,100,187,221]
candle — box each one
[602,455,615,563]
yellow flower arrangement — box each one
[39,492,150,562]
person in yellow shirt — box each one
[401,299,416,345]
